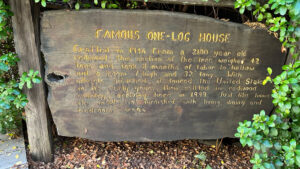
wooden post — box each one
[9,0,53,162]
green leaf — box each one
[292,106,299,114]
[28,69,34,77]
[12,89,20,95]
[296,155,300,166]
[282,65,289,70]
[275,160,283,167]
[279,6,287,15]
[205,165,212,169]
[260,110,265,116]
[240,138,246,146]
[296,149,300,155]
[263,162,271,168]
[270,115,276,121]
[20,101,27,107]
[101,0,107,8]
[194,152,206,161]
[239,6,245,14]
[254,141,260,150]
[262,79,267,85]
[289,78,298,83]
[267,67,272,75]
[18,81,25,89]
[75,2,80,10]
[234,2,241,9]
[267,121,275,127]
[281,123,289,130]
[263,140,272,148]
[270,128,278,136]
[280,71,287,79]
[295,27,300,38]
[41,0,46,7]
[246,138,253,146]
[274,142,281,150]
[32,77,42,84]
[258,13,263,21]
[0,62,9,71]
[282,146,289,151]
[110,4,118,8]
[263,128,269,135]
[94,0,98,5]
[290,139,296,148]
[35,0,40,2]
[280,84,289,92]
[254,135,262,140]
[26,81,32,89]
[293,1,300,15]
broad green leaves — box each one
[0,51,42,133]
[41,0,46,7]
[0,0,13,41]
[194,151,212,169]
[75,2,80,10]
[235,0,300,54]
[234,1,299,167]
[0,1,42,133]
[19,70,41,89]
[236,61,300,168]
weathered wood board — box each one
[10,0,53,162]
[41,10,285,141]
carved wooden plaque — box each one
[41,10,285,141]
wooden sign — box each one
[41,10,285,141]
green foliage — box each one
[0,53,41,134]
[0,0,13,40]
[36,0,138,10]
[235,0,300,168]
[0,0,41,134]
[236,48,300,166]
[195,151,207,161]
[0,52,41,134]
[235,61,300,168]
[235,0,300,59]
[194,151,212,169]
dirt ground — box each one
[27,137,252,169]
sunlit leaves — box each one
[236,61,300,168]
[0,47,41,134]
[41,0,46,7]
[75,2,80,10]
[235,0,300,55]
[101,1,107,8]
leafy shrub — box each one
[235,61,300,168]
[0,0,41,134]
[235,0,300,168]
[0,53,41,134]
[35,0,138,9]
[194,151,212,169]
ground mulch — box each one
[27,137,252,169]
